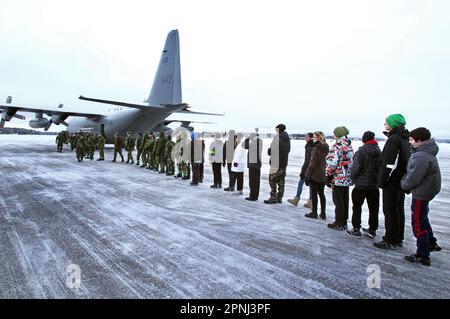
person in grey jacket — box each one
[401,127,442,266]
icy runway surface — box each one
[1,135,449,299]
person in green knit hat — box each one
[374,113,411,250]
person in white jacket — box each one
[231,133,248,195]
[209,133,224,188]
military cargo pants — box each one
[269,168,286,201]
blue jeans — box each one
[296,178,312,199]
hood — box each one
[335,136,352,147]
[361,143,381,158]
[414,138,439,157]
[389,126,410,139]
[314,142,329,155]
[279,131,290,142]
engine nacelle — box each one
[29,118,50,129]
[51,114,66,125]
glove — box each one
[222,163,226,167]
[305,179,311,187]
[233,162,238,167]
[300,173,305,179]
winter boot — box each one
[304,212,318,219]
[373,240,397,250]
[430,243,442,252]
[304,199,312,209]
[287,197,300,207]
[327,221,345,231]
[264,197,278,204]
[404,254,431,266]
[319,213,326,220]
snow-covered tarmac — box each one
[1,135,449,299]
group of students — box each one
[285,114,442,266]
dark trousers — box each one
[192,163,202,184]
[310,181,326,215]
[234,172,244,191]
[332,186,349,226]
[200,163,204,181]
[351,187,380,231]
[212,163,222,186]
[382,182,405,245]
[411,199,437,258]
[248,168,261,200]
[227,163,236,189]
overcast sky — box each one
[1,0,449,137]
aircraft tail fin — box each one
[145,29,182,106]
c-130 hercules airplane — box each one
[0,30,223,142]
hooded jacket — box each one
[377,126,411,188]
[306,142,329,183]
[326,136,354,187]
[401,138,441,201]
[351,141,381,189]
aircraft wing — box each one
[0,102,104,118]
[0,101,104,129]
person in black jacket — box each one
[223,130,237,192]
[288,133,314,207]
[264,124,291,204]
[346,131,381,238]
[244,131,263,201]
[374,114,411,250]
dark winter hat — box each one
[333,126,349,138]
[409,127,431,142]
[276,124,286,132]
[385,114,406,129]
[362,131,375,143]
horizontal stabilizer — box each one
[174,109,225,116]
[79,95,173,111]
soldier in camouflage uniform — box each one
[140,132,150,168]
[97,133,105,161]
[125,131,136,164]
[70,134,76,151]
[142,133,153,169]
[155,132,168,173]
[75,133,86,162]
[264,124,291,204]
[135,133,144,165]
[173,135,183,178]
[86,133,97,160]
[112,132,124,162]
[175,132,191,180]
[164,135,175,176]
[56,132,65,153]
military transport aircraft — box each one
[0,30,223,142]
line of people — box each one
[58,112,442,267]
[285,114,442,266]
